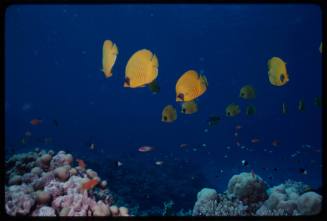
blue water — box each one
[5,4,322,213]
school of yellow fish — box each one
[101,39,323,123]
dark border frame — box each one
[0,0,325,220]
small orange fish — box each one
[138,146,154,152]
[76,159,86,169]
[272,140,280,146]
[251,138,260,144]
[235,125,242,130]
[81,178,98,191]
[180,144,188,148]
[30,119,42,125]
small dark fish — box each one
[273,167,278,172]
[282,103,288,114]
[86,137,96,150]
[298,100,305,112]
[267,175,273,180]
[208,116,220,127]
[245,105,256,116]
[148,79,160,94]
[114,160,123,167]
[89,143,96,150]
[241,160,248,167]
[299,168,308,175]
[53,120,59,127]
[20,137,27,145]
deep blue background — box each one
[5,4,322,211]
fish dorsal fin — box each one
[177,70,199,86]
[104,40,113,49]
[175,70,200,94]
[138,49,153,61]
[184,70,199,79]
[125,49,151,77]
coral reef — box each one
[227,172,268,204]
[297,191,322,215]
[5,184,36,216]
[193,188,249,216]
[192,172,322,216]
[5,149,129,217]
[5,149,322,217]
[256,180,321,216]
[32,206,56,216]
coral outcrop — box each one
[227,172,268,204]
[193,173,322,216]
[193,188,249,216]
[5,149,129,217]
[256,180,321,216]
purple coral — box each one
[62,175,85,194]
[44,180,64,199]
[5,184,36,216]
[32,171,55,191]
[6,149,128,217]
[50,151,72,170]
[52,190,97,216]
[32,206,56,216]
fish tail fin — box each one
[103,70,112,78]
[267,59,270,66]
[201,75,208,88]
